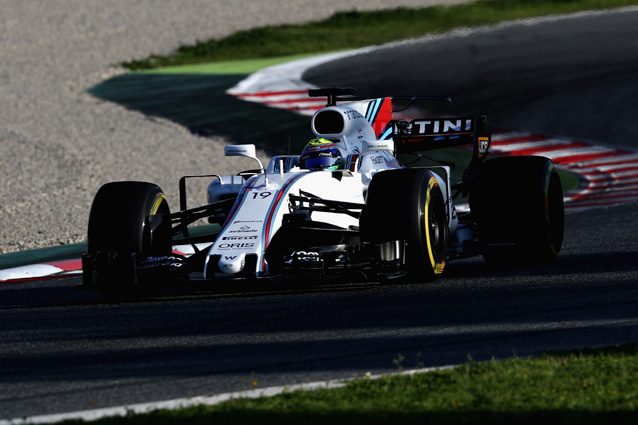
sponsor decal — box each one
[139,255,184,269]
[222,235,258,241]
[285,250,321,265]
[409,118,474,135]
[365,140,393,151]
[217,242,255,250]
[344,110,363,120]
[371,155,383,164]
[478,136,490,157]
[229,225,258,234]
[295,251,320,262]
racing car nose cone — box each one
[218,253,246,275]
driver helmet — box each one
[299,138,344,171]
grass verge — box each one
[123,0,638,70]
[138,54,321,75]
[558,167,582,194]
[67,344,638,424]
[0,242,86,270]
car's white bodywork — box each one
[205,98,454,278]
[83,90,565,294]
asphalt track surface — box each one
[2,10,638,419]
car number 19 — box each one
[251,191,272,200]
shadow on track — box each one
[1,246,637,414]
[89,73,312,154]
[1,249,635,310]
[1,263,637,386]
[446,251,638,279]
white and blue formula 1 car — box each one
[82,88,564,296]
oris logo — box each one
[217,242,255,250]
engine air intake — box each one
[314,110,344,135]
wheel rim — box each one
[145,193,171,255]
[423,176,446,275]
[429,203,442,255]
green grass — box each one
[69,344,638,424]
[123,0,638,70]
[558,167,582,193]
[0,242,86,270]
[140,54,321,75]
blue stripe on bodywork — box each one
[367,98,382,124]
[380,126,393,140]
[364,99,374,120]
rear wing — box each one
[307,88,492,161]
[393,115,492,161]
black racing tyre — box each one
[85,181,171,295]
[469,156,564,265]
[360,168,448,281]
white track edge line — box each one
[0,365,456,425]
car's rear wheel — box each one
[361,168,448,281]
[84,181,172,297]
[469,156,564,265]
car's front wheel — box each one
[83,181,172,297]
[360,168,448,281]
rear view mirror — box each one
[224,144,265,179]
[224,144,257,159]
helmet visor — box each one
[302,155,340,170]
